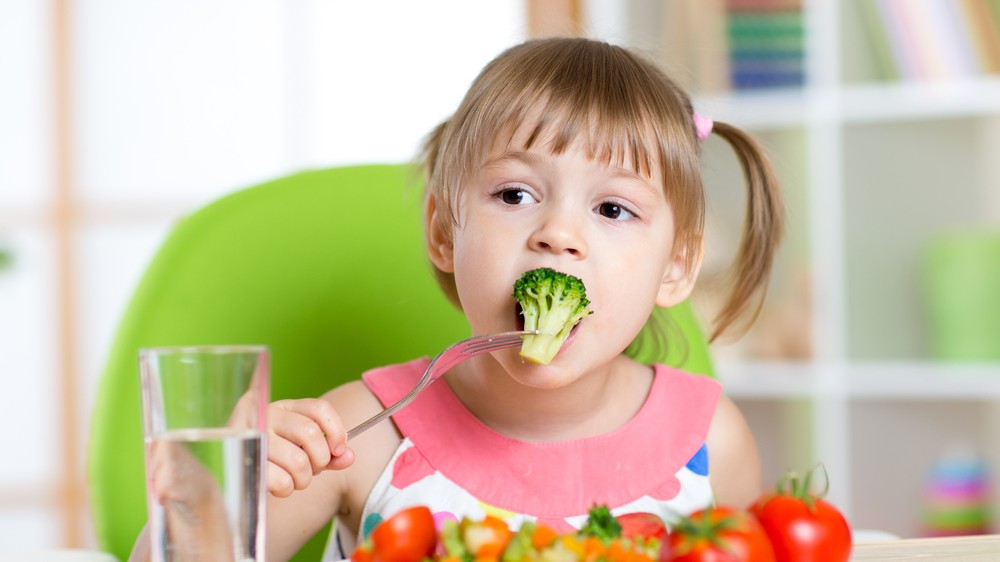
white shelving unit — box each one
[594,0,1000,537]
[722,361,1000,401]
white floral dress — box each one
[323,359,721,561]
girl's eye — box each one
[495,187,537,206]
[596,201,637,221]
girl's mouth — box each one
[515,302,525,331]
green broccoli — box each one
[579,504,622,542]
[512,267,593,365]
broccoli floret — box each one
[512,267,593,365]
[579,504,622,542]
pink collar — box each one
[363,360,720,518]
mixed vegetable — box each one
[352,505,663,562]
[353,468,852,562]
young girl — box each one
[267,37,783,561]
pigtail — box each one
[707,121,785,342]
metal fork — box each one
[346,330,536,440]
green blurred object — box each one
[627,305,714,376]
[87,164,714,562]
[924,230,1000,360]
[0,246,13,271]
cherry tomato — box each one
[750,467,852,562]
[370,506,438,562]
[618,512,669,542]
[661,506,775,562]
[350,546,375,562]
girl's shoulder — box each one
[359,357,432,404]
[649,363,722,408]
[701,386,761,507]
[322,378,383,426]
[322,358,431,430]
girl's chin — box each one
[504,359,578,390]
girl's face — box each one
[428,127,698,388]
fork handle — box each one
[346,391,418,440]
[345,362,438,440]
[346,403,403,440]
[344,330,533,440]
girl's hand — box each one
[266,398,354,497]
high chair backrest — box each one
[87,164,714,562]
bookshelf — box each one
[585,0,1000,538]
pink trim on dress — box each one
[363,360,721,519]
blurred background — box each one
[3,0,1000,554]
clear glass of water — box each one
[139,345,269,562]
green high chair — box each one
[87,164,714,562]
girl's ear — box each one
[425,192,455,273]
[655,242,704,308]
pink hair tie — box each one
[693,111,714,141]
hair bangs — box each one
[469,42,678,183]
[432,38,704,251]
[518,95,662,182]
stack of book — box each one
[861,0,1000,82]
[660,0,804,93]
[726,0,805,90]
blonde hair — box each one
[421,37,783,351]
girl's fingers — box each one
[271,417,330,473]
[270,399,349,470]
[264,399,355,499]
[287,398,348,454]
[267,460,295,498]
[267,434,316,492]
[325,446,355,471]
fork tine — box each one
[435,331,534,374]
[461,330,535,354]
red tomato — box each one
[350,547,374,562]
[750,467,852,562]
[369,506,438,562]
[661,506,775,562]
[618,512,669,542]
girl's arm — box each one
[265,380,399,562]
[265,455,345,562]
[265,386,357,561]
[705,395,762,508]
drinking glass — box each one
[139,345,269,562]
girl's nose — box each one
[527,211,587,258]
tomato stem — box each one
[775,463,830,512]
[673,510,742,550]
